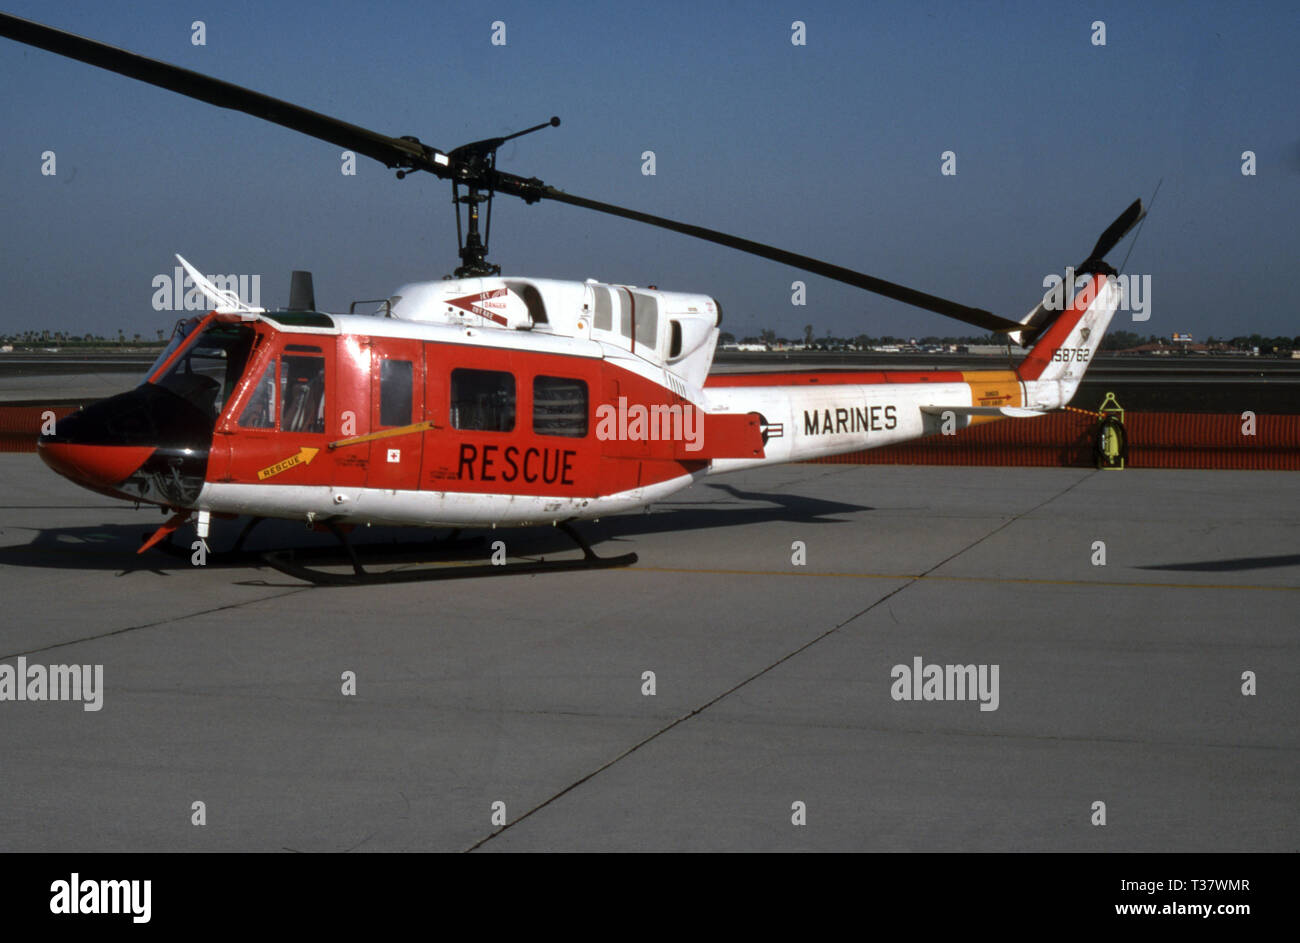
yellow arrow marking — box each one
[257,447,319,480]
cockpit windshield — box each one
[145,317,202,382]
[151,321,257,421]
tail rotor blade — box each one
[1084,198,1145,265]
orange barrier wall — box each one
[0,406,77,452]
[810,411,1300,470]
[1122,413,1300,470]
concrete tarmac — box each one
[0,454,1295,851]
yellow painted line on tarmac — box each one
[635,566,1300,593]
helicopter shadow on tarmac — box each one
[0,482,873,582]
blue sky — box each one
[2,0,1297,341]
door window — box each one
[379,359,414,426]
[237,344,326,432]
[238,361,277,429]
[280,348,326,433]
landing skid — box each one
[143,519,480,567]
[260,520,637,586]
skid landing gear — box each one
[144,516,478,568]
[260,520,637,586]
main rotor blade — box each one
[530,185,1025,334]
[0,12,443,174]
[1,11,1041,335]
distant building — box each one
[1121,341,1212,355]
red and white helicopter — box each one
[3,13,1143,584]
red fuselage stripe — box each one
[1015,274,1108,381]
[705,370,967,387]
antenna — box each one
[1118,178,1161,275]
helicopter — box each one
[1,12,1143,585]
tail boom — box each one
[703,367,1026,473]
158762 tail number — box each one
[1052,347,1090,363]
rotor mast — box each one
[443,116,560,278]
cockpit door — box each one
[366,338,425,491]
[218,336,333,487]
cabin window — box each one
[451,368,515,432]
[280,349,326,433]
[238,361,277,429]
[533,375,588,438]
[379,359,413,426]
[592,287,612,332]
